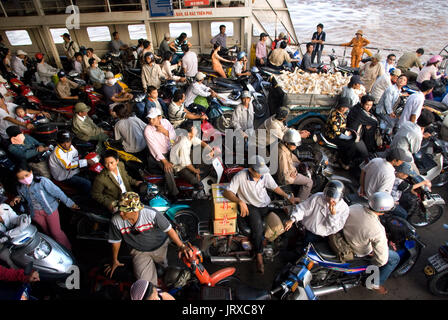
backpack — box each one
[328,232,355,263]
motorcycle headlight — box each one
[25,91,34,97]
[27,238,51,260]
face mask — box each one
[19,173,34,185]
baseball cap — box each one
[74,102,91,113]
[349,75,364,86]
[388,148,412,162]
[35,53,44,60]
[6,126,23,139]
[195,72,206,81]
[241,90,251,99]
[130,279,153,300]
[17,50,27,56]
[248,155,270,175]
[146,107,162,119]
[396,162,414,176]
[57,70,66,79]
[113,192,144,213]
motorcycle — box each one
[1,222,76,282]
[272,214,425,299]
[198,199,290,265]
[209,69,269,119]
[424,224,448,297]
[401,174,445,228]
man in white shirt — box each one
[184,72,217,108]
[370,68,401,104]
[223,155,299,273]
[397,80,434,128]
[391,110,434,172]
[35,53,58,87]
[170,120,213,188]
[10,50,28,80]
[181,45,198,79]
[231,52,251,80]
[285,180,350,244]
[48,130,94,193]
[359,148,412,199]
[375,75,408,130]
[232,91,254,139]
[343,192,400,295]
[61,33,80,61]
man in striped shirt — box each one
[106,192,192,285]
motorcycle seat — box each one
[319,133,338,149]
[42,99,74,108]
[424,99,448,111]
[198,66,216,74]
[260,67,281,75]
[127,68,141,74]
[313,242,371,267]
[233,285,271,301]
[313,241,340,262]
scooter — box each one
[272,214,425,299]
[1,222,76,282]
[424,224,448,297]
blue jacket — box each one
[17,176,75,217]
[8,135,43,161]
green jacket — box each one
[72,114,104,141]
[91,161,139,210]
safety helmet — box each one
[237,51,246,60]
[428,55,443,64]
[323,180,345,202]
[250,66,259,74]
[144,52,154,61]
[57,130,72,144]
[368,192,395,213]
[283,129,302,147]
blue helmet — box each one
[237,51,246,60]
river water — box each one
[285,0,448,59]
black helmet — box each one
[323,180,344,202]
[57,130,72,144]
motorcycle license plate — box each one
[428,253,448,273]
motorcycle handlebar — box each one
[271,284,285,295]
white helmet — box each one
[368,192,395,213]
[283,129,301,147]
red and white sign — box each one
[184,0,210,6]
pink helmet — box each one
[428,55,443,64]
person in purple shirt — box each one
[255,33,269,67]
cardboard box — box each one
[212,184,238,220]
[213,218,237,236]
